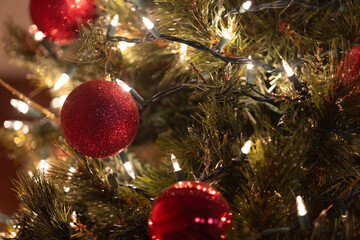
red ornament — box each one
[61,80,139,158]
[337,45,360,86]
[30,0,96,45]
[148,181,232,240]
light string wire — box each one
[107,34,307,73]
[225,0,341,17]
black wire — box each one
[246,227,298,240]
[226,0,340,16]
[119,183,155,201]
[199,153,247,182]
[107,34,307,73]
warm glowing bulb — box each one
[34,31,45,41]
[123,161,135,179]
[54,73,70,91]
[296,196,307,216]
[50,95,68,108]
[64,186,71,193]
[179,43,188,61]
[3,120,23,130]
[282,60,294,77]
[13,121,24,130]
[116,79,132,92]
[142,17,154,30]
[241,140,252,154]
[110,15,119,27]
[247,55,254,70]
[69,167,76,173]
[38,159,49,174]
[222,29,231,40]
[171,154,181,172]
[242,1,252,11]
[10,99,29,114]
[70,211,77,227]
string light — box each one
[116,79,144,104]
[142,17,160,38]
[241,140,252,154]
[179,43,188,61]
[28,24,45,41]
[4,120,24,130]
[53,64,77,91]
[240,1,252,13]
[50,95,67,109]
[296,196,310,230]
[142,17,154,29]
[119,151,135,179]
[171,154,184,181]
[63,186,71,193]
[116,79,132,92]
[216,28,232,52]
[70,211,77,227]
[282,60,294,77]
[107,15,119,36]
[69,167,76,174]
[10,99,29,114]
[118,42,135,52]
[38,159,49,174]
[53,73,70,91]
[246,56,254,85]
[282,60,302,91]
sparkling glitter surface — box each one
[337,45,360,85]
[61,80,139,158]
[148,181,232,240]
[30,0,96,45]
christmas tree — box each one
[1,0,360,239]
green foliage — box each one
[4,0,360,239]
[14,172,73,240]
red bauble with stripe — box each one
[30,0,96,45]
[148,181,233,240]
[61,80,139,158]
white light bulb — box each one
[123,161,135,179]
[54,73,70,91]
[69,167,76,173]
[282,60,294,77]
[247,55,254,70]
[13,121,24,131]
[70,211,77,227]
[142,17,154,30]
[296,196,307,216]
[3,120,12,129]
[116,79,132,92]
[38,159,49,174]
[22,124,29,134]
[179,43,188,61]
[10,99,29,114]
[241,140,252,154]
[63,186,71,193]
[110,15,119,27]
[222,29,231,40]
[34,31,45,41]
[171,154,181,172]
[242,1,252,11]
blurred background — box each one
[0,1,51,217]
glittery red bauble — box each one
[148,181,232,240]
[61,80,139,158]
[30,0,96,45]
[337,45,360,86]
